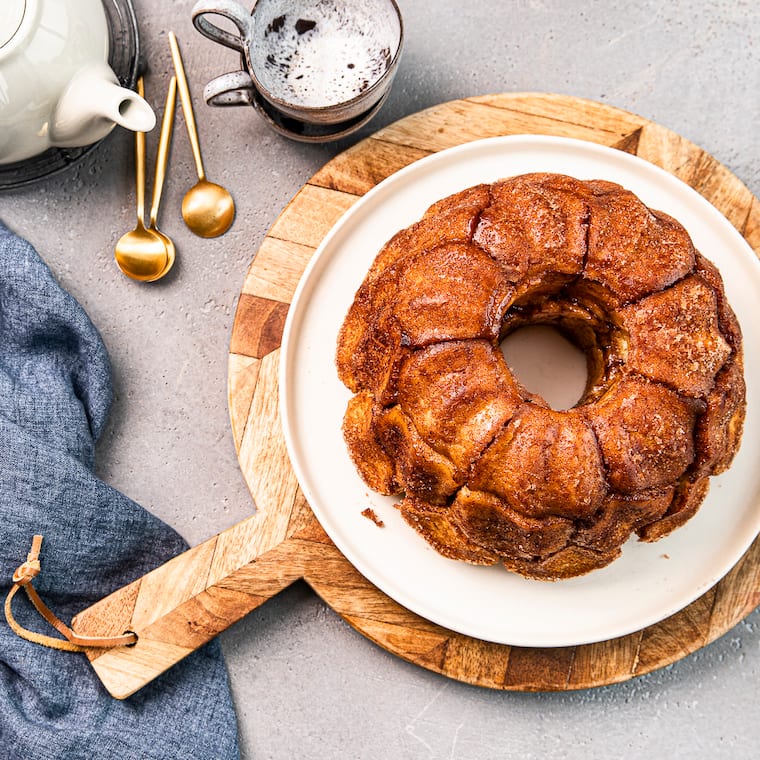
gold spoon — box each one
[114,77,170,282]
[147,76,178,278]
[168,31,235,238]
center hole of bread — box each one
[500,325,589,411]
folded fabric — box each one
[0,221,240,759]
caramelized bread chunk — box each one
[396,340,525,472]
[620,275,731,397]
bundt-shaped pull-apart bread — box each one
[336,173,745,580]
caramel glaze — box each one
[336,173,745,580]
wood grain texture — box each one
[72,93,760,699]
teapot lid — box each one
[0,0,26,49]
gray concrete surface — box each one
[3,1,760,757]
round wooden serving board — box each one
[73,93,760,700]
[227,92,760,690]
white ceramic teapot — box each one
[0,0,155,164]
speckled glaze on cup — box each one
[191,0,403,138]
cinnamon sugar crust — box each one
[336,173,745,580]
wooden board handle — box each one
[70,341,324,698]
[71,490,325,698]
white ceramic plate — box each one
[279,135,760,647]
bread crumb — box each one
[361,507,384,527]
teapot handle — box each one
[204,70,256,107]
[191,0,252,53]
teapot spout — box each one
[50,62,156,147]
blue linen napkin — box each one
[0,221,240,759]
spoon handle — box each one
[135,77,147,223]
[168,32,206,181]
[149,76,177,228]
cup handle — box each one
[203,70,256,107]
[191,0,251,53]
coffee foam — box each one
[250,1,400,108]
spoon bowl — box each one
[181,178,235,238]
[114,222,170,281]
[151,229,177,277]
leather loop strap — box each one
[12,534,42,585]
[4,536,137,652]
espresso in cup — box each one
[253,6,396,109]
